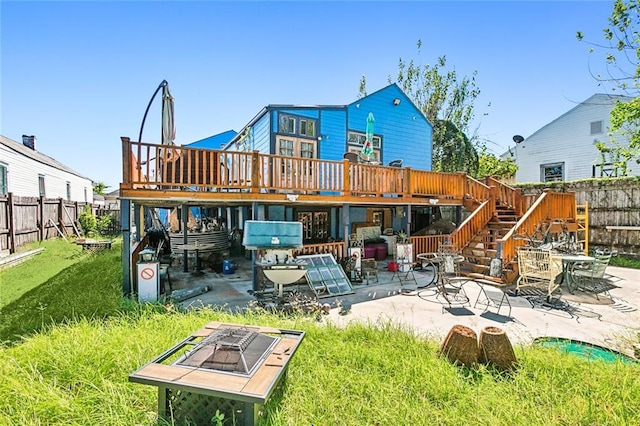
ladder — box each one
[575,202,589,255]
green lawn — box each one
[0,239,639,425]
[0,239,87,308]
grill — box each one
[129,322,305,426]
[243,220,307,299]
[176,327,278,376]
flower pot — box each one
[478,326,517,371]
[439,324,478,368]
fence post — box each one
[8,192,15,254]
[39,195,45,241]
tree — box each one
[93,182,109,196]
[476,147,518,181]
[577,0,640,172]
[360,40,482,174]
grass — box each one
[0,240,639,425]
[0,239,88,309]
[610,255,640,269]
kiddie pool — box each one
[534,337,637,364]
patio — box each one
[168,256,640,358]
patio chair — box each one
[387,159,403,167]
[434,244,469,308]
[360,258,378,285]
[343,152,359,163]
[515,247,563,302]
[568,251,613,299]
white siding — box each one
[0,143,93,203]
[515,94,636,183]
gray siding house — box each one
[0,134,94,203]
[512,94,636,183]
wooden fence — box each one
[0,194,93,254]
[519,178,640,257]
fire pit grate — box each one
[177,327,278,376]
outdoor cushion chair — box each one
[515,247,563,302]
[360,258,378,285]
[568,251,614,299]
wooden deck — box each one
[120,137,489,207]
[120,137,579,279]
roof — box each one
[526,93,633,140]
[185,130,238,149]
[0,134,93,181]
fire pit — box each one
[129,321,305,425]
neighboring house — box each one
[104,188,120,210]
[188,84,433,171]
[0,134,94,203]
[510,93,636,183]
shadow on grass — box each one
[0,246,125,344]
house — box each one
[511,93,636,183]
[212,83,432,170]
[119,84,581,297]
[0,134,94,203]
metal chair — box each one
[434,244,469,308]
[516,247,563,302]
[343,152,359,163]
[568,251,614,299]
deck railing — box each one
[449,199,496,251]
[122,138,475,200]
[499,190,577,265]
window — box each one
[0,163,7,196]
[297,210,330,243]
[277,138,316,158]
[38,174,46,197]
[279,114,296,134]
[541,163,564,182]
[84,187,88,203]
[590,120,603,135]
[347,146,380,163]
[66,182,71,201]
[278,138,294,156]
[347,131,381,148]
[299,119,315,137]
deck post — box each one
[121,198,132,296]
[252,201,259,292]
[121,137,131,185]
[342,203,350,251]
[251,151,260,193]
[182,204,189,272]
[403,167,412,198]
[342,160,350,196]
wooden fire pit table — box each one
[129,321,305,425]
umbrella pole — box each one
[138,79,168,143]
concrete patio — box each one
[168,257,640,357]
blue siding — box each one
[252,114,270,153]
[348,85,432,170]
[318,109,347,161]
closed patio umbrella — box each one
[161,83,175,146]
[361,112,375,160]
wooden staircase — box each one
[461,203,520,284]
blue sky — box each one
[1,1,617,190]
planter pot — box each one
[478,326,517,371]
[439,324,478,367]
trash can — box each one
[222,259,235,275]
